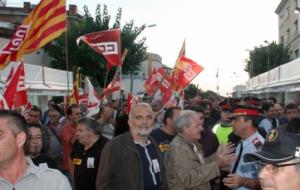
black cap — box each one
[244,127,300,164]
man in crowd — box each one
[259,103,279,133]
[60,105,82,176]
[244,118,300,190]
[212,99,234,145]
[98,105,115,139]
[223,105,264,190]
[47,105,63,167]
[164,110,235,190]
[150,98,165,128]
[26,125,57,169]
[96,103,167,190]
[284,102,299,122]
[27,106,51,153]
[71,117,108,190]
[150,106,181,155]
[0,110,71,190]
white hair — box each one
[174,110,197,133]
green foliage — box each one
[46,4,147,87]
[245,41,290,78]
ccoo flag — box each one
[172,56,204,91]
[77,29,122,68]
[0,0,66,70]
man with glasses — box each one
[244,118,300,190]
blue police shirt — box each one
[231,131,264,190]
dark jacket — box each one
[96,131,167,190]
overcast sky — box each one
[12,0,282,95]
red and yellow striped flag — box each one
[0,0,66,69]
[69,68,80,105]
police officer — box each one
[223,105,264,190]
[244,118,300,190]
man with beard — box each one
[96,103,167,190]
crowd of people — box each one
[0,95,300,190]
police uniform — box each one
[229,104,265,190]
[231,131,264,190]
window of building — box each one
[280,36,284,45]
[295,20,299,36]
[287,28,291,42]
[295,49,299,58]
[286,6,290,20]
[295,0,299,9]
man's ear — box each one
[16,132,27,148]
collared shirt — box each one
[0,157,71,190]
[231,131,264,190]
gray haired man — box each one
[164,110,235,190]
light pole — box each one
[264,40,270,98]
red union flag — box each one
[3,62,28,109]
[159,75,173,105]
[0,0,66,70]
[172,56,204,91]
[77,29,121,68]
[102,68,121,99]
[144,67,166,96]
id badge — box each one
[87,157,95,168]
[152,159,160,173]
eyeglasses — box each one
[256,161,300,174]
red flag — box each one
[172,56,204,91]
[21,101,33,120]
[159,75,173,105]
[0,0,66,70]
[84,77,101,116]
[144,67,166,96]
[102,68,121,99]
[3,62,28,109]
[77,29,122,68]
[126,93,140,113]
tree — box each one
[245,41,290,78]
[46,4,147,87]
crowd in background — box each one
[1,95,300,190]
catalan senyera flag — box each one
[0,0,66,70]
[172,56,204,91]
[69,68,80,105]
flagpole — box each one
[120,48,128,109]
[65,25,70,105]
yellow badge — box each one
[73,158,82,165]
[266,129,278,142]
[159,144,169,153]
